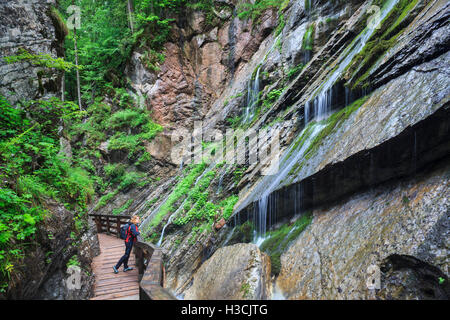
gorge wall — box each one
[120,0,449,300]
[2,0,449,300]
[0,0,99,300]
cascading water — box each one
[254,123,325,245]
[243,34,282,124]
[215,166,228,195]
[250,0,401,245]
[243,66,261,123]
[154,161,217,246]
[157,213,175,246]
[304,0,400,124]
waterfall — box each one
[242,34,281,124]
[304,0,400,124]
[254,123,325,242]
[243,65,261,123]
[247,0,401,243]
[215,166,228,195]
[157,213,175,246]
[154,161,217,245]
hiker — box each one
[113,215,140,273]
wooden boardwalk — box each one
[91,234,139,300]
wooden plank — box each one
[96,278,139,287]
[91,234,140,300]
[95,284,140,296]
[91,289,139,300]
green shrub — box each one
[94,190,119,210]
[108,109,148,129]
[148,162,207,229]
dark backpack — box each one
[119,223,130,240]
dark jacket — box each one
[125,223,140,244]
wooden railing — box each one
[89,214,176,300]
[90,214,130,236]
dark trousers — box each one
[115,241,133,269]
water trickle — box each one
[271,282,286,300]
[157,213,175,246]
[215,166,228,195]
[243,65,261,123]
[253,122,325,241]
[304,0,400,125]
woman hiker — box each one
[113,215,140,273]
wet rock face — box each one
[0,0,62,104]
[378,254,450,300]
[276,164,449,300]
[183,243,271,300]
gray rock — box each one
[184,243,271,300]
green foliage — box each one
[107,112,162,159]
[3,48,79,72]
[94,190,119,211]
[237,0,281,21]
[287,63,304,79]
[262,89,283,111]
[0,95,95,290]
[135,152,151,166]
[108,109,149,129]
[67,255,80,268]
[232,165,247,184]
[118,171,146,191]
[112,199,134,215]
[226,115,243,129]
[148,162,208,230]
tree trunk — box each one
[73,26,82,110]
[61,52,65,102]
[127,0,135,33]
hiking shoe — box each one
[123,267,133,272]
[113,266,119,274]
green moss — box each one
[94,189,118,210]
[148,162,208,230]
[240,282,251,298]
[48,6,68,40]
[348,0,420,89]
[112,199,134,215]
[304,95,370,160]
[302,23,315,51]
[228,220,255,244]
[260,213,312,276]
[287,63,305,79]
[304,0,311,11]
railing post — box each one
[106,216,110,235]
[116,217,121,237]
[94,216,102,233]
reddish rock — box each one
[214,218,226,230]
